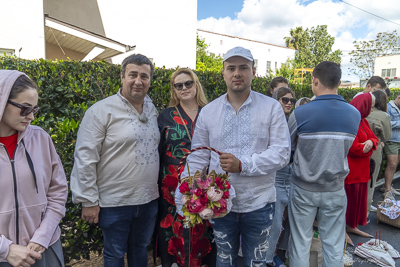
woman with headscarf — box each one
[345,93,379,245]
[0,70,68,267]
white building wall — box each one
[198,30,295,77]
[97,0,197,69]
[374,54,400,78]
[0,0,45,59]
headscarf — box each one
[0,70,27,121]
[350,93,372,119]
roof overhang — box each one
[44,16,135,61]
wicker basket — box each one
[377,201,400,228]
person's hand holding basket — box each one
[175,147,236,227]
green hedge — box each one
[0,56,398,263]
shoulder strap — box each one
[21,139,38,193]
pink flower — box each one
[207,187,223,202]
[212,199,227,216]
[197,177,213,189]
[187,199,206,214]
[199,208,214,220]
[225,183,231,189]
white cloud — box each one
[198,0,400,81]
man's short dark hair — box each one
[367,76,386,89]
[385,88,392,98]
[121,54,154,79]
[312,61,341,89]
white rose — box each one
[207,187,223,202]
[199,208,214,220]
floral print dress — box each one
[155,105,216,267]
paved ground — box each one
[238,175,400,266]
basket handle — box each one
[177,146,225,180]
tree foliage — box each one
[349,30,400,79]
[284,25,342,68]
[196,34,223,72]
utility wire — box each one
[339,0,400,27]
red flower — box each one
[218,185,224,190]
[215,177,222,186]
[192,223,206,240]
[173,111,178,115]
[187,199,206,214]
[162,186,175,205]
[160,214,174,228]
[223,191,230,199]
[212,199,227,216]
[194,188,202,197]
[179,181,190,193]
[178,214,185,221]
[172,220,183,238]
[190,237,211,266]
[225,183,231,189]
[182,148,190,154]
[166,151,172,157]
[168,237,185,266]
[161,166,179,204]
[181,142,186,146]
[173,116,187,125]
[200,193,208,204]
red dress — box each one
[345,94,379,228]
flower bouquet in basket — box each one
[175,147,236,227]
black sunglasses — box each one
[7,100,40,116]
[173,80,194,90]
[280,97,296,105]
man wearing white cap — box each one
[180,47,291,266]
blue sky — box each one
[197,0,400,82]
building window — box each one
[268,49,270,53]
[382,68,396,77]
[0,48,15,56]
[254,59,258,68]
[275,62,277,70]
[220,40,223,45]
[266,61,271,73]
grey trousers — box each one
[367,144,382,216]
[0,239,64,267]
[288,183,346,267]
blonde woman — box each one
[155,68,215,267]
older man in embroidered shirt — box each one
[180,47,291,266]
[71,54,160,267]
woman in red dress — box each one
[345,93,379,245]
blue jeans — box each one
[98,199,158,267]
[209,203,275,267]
[266,165,291,263]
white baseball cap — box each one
[223,47,254,62]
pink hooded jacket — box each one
[0,70,68,261]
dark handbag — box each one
[370,158,376,180]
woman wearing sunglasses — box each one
[266,87,296,266]
[0,70,68,267]
[155,68,216,267]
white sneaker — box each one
[370,205,377,212]
[380,186,400,196]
